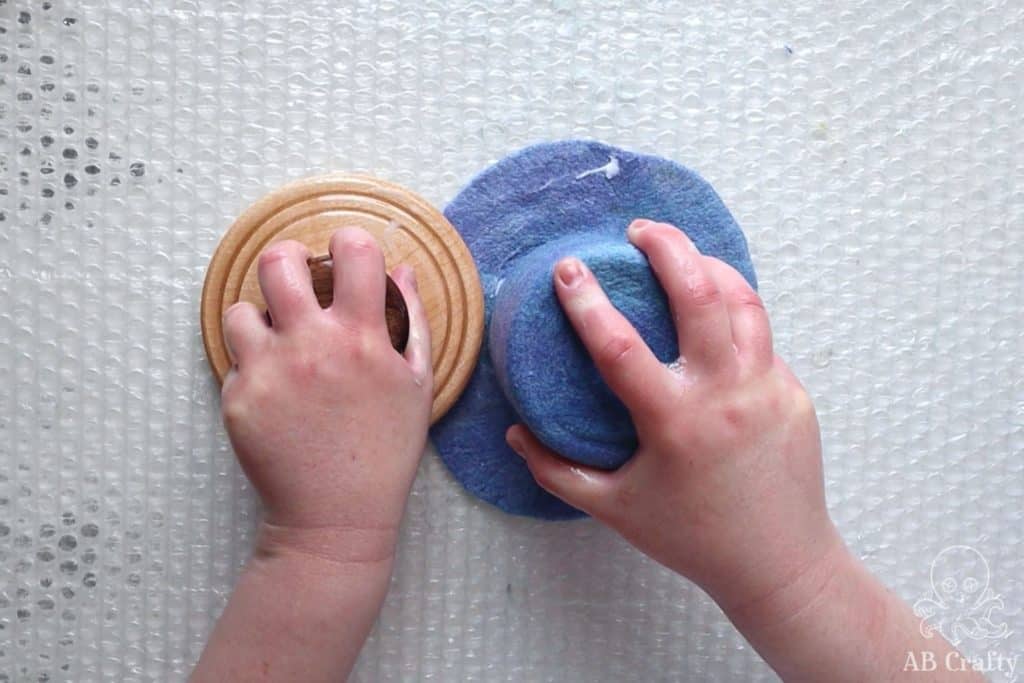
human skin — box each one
[506,219,983,682]
[192,220,980,682]
[191,227,433,682]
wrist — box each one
[198,523,397,683]
[715,524,853,630]
[722,538,899,682]
[254,520,399,572]
[242,522,398,632]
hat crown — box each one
[489,233,676,470]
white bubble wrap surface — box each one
[1,1,1022,681]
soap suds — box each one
[665,356,699,388]
[665,357,687,375]
[575,155,620,181]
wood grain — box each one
[200,174,485,423]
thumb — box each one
[505,425,617,517]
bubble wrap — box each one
[1,1,1021,681]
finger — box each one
[506,425,617,517]
[627,219,735,372]
[553,257,676,425]
[221,365,240,399]
[329,227,387,329]
[701,257,773,370]
[257,240,319,330]
[222,302,271,366]
[391,264,432,387]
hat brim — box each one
[431,140,757,520]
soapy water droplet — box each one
[665,357,687,375]
[664,356,697,388]
[567,465,600,484]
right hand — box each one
[506,219,844,614]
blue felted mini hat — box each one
[431,140,757,520]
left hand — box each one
[219,226,433,564]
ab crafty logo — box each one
[905,545,1016,678]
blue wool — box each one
[490,235,677,469]
[431,140,757,520]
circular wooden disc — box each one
[200,174,485,423]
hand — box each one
[507,219,984,681]
[220,227,433,563]
[506,218,840,613]
[193,227,432,682]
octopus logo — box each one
[914,545,1012,646]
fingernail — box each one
[222,333,237,363]
[556,258,584,287]
[221,310,238,361]
[395,264,418,290]
[507,436,525,457]
[628,218,654,237]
